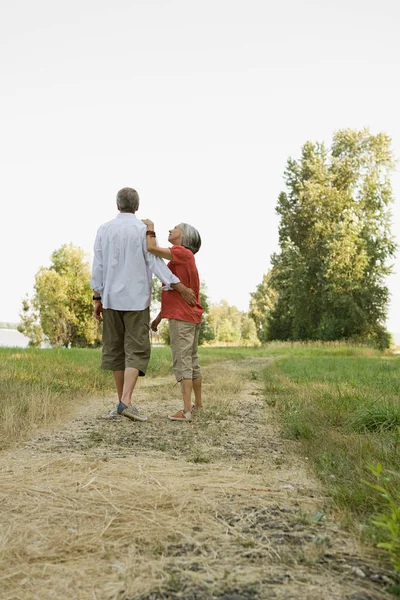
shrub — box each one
[345,404,400,433]
[365,463,400,574]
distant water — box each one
[0,329,30,348]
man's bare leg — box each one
[182,378,193,414]
[113,371,124,401]
[121,367,140,407]
[193,376,203,409]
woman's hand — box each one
[142,219,154,231]
[151,314,162,332]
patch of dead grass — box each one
[1,454,301,600]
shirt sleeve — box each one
[90,228,104,293]
[170,246,192,265]
[141,231,180,288]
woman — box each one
[142,219,203,422]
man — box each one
[91,187,196,422]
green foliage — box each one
[209,300,259,345]
[18,244,101,348]
[210,300,242,343]
[157,319,171,346]
[345,404,400,433]
[248,270,277,342]
[150,279,163,322]
[365,464,400,573]
[199,284,215,345]
[240,315,258,345]
[18,298,44,347]
[265,129,396,347]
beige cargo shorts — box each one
[169,318,202,381]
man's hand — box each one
[142,219,154,231]
[93,300,103,322]
[179,286,196,307]
[171,282,196,306]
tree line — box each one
[150,281,258,347]
[249,128,396,349]
[18,246,257,348]
[19,129,396,349]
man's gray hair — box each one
[179,223,201,255]
[116,187,139,213]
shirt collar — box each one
[116,213,137,219]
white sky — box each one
[1,0,400,332]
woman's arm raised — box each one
[142,219,172,260]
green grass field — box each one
[262,346,400,560]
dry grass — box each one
[0,348,114,449]
[0,358,393,600]
[1,455,290,600]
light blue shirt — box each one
[91,213,179,310]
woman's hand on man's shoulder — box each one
[142,219,154,231]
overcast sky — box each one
[1,0,400,332]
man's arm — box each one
[90,230,104,295]
[171,282,196,305]
[90,230,104,321]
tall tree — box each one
[266,129,396,347]
[19,244,101,347]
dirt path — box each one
[0,359,395,599]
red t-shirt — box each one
[161,246,203,323]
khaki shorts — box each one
[101,308,150,375]
[169,319,202,381]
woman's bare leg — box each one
[193,376,202,408]
[181,378,193,413]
